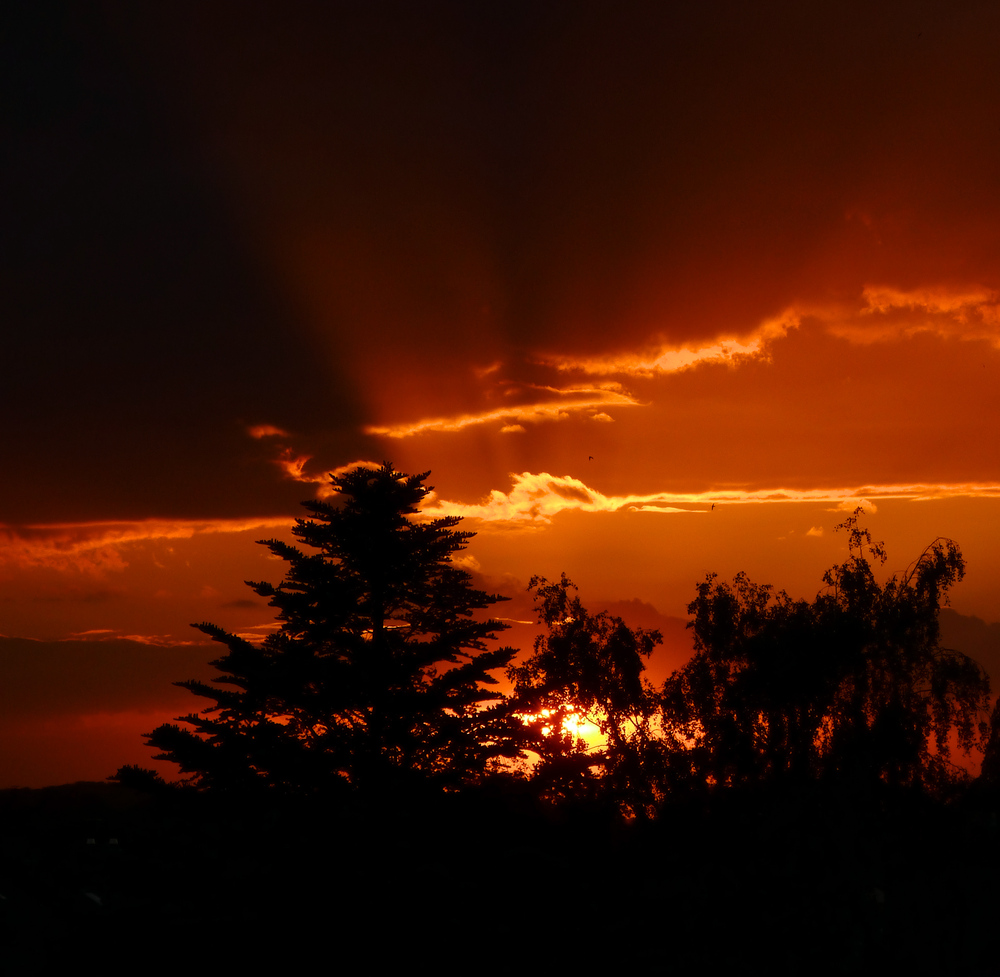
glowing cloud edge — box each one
[420,472,1000,524]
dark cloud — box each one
[132,0,1000,354]
[0,635,215,718]
[221,598,264,611]
[0,634,220,787]
[547,481,592,504]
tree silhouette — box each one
[509,574,662,813]
[661,509,990,795]
[146,463,523,796]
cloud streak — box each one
[423,473,1000,525]
[365,385,640,439]
[538,313,798,377]
[525,282,1000,386]
[248,424,381,495]
[0,516,294,575]
[827,284,1000,345]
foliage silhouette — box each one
[108,763,174,794]
[146,463,523,796]
[508,574,662,814]
[978,699,1000,787]
[660,509,990,795]
[99,500,1000,973]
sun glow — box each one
[521,706,604,747]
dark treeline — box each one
[7,463,1000,972]
[137,464,999,810]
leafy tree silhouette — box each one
[146,463,523,797]
[509,574,662,814]
[109,763,173,794]
[660,509,990,795]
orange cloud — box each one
[276,449,314,481]
[826,284,1000,344]
[528,282,999,386]
[422,473,1000,525]
[279,457,383,496]
[539,311,797,377]
[247,424,289,438]
[365,385,640,438]
[0,516,293,575]
[473,361,503,378]
[253,425,381,496]
[862,284,999,319]
[68,629,202,647]
[0,455,403,578]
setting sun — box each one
[521,706,604,749]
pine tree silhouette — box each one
[146,463,523,796]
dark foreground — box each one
[2,780,999,974]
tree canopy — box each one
[143,490,992,812]
[508,574,662,813]
[118,498,1000,976]
[146,463,523,796]
[660,509,990,796]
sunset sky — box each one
[4,1,1000,787]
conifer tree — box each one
[146,463,523,796]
